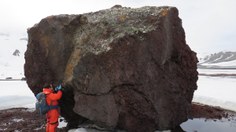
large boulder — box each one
[25,6,198,131]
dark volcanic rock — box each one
[13,49,20,56]
[25,6,198,131]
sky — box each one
[0,0,236,56]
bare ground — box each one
[0,103,235,132]
[0,108,66,132]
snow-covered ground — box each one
[0,81,35,110]
[194,75,236,111]
[198,68,236,75]
[0,33,26,79]
[196,68,236,112]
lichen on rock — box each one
[25,5,198,131]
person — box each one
[43,84,63,132]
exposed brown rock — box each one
[190,103,236,119]
[24,6,198,131]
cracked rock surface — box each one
[25,5,198,131]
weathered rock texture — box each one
[25,6,198,131]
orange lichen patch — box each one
[64,48,81,82]
[118,15,127,22]
[161,8,169,17]
[39,36,52,57]
[64,63,74,82]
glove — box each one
[55,84,62,91]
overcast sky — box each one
[0,0,236,56]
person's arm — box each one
[48,91,62,100]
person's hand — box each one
[55,84,62,91]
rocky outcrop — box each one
[25,6,198,131]
[13,49,20,56]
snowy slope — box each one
[0,32,27,79]
[198,51,236,69]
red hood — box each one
[43,88,53,94]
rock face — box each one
[25,6,198,131]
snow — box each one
[225,53,234,61]
[12,118,24,122]
[199,56,236,69]
[0,33,26,79]
[193,76,236,111]
[212,54,223,63]
[0,81,35,110]
[198,52,236,69]
[205,59,236,67]
[198,68,236,74]
[201,59,236,67]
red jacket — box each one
[43,88,62,124]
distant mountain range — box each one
[0,33,9,37]
[198,51,236,69]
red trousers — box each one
[46,122,58,132]
[46,109,59,132]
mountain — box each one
[198,51,236,69]
[0,32,9,37]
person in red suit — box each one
[43,84,62,132]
